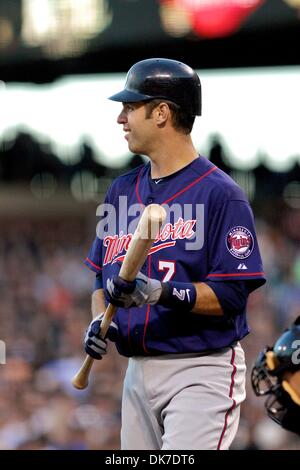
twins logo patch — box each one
[226,226,254,259]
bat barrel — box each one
[137,204,167,240]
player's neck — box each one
[149,134,198,179]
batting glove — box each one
[106,272,162,308]
[84,313,118,360]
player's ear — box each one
[154,102,170,126]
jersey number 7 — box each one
[158,260,176,282]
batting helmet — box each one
[251,316,300,435]
[109,58,202,116]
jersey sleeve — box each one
[84,185,113,275]
[84,236,103,275]
[206,199,266,287]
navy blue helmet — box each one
[109,58,202,116]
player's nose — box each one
[117,109,127,124]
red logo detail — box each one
[103,217,196,266]
[229,234,250,250]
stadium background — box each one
[0,0,300,450]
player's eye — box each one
[124,104,134,113]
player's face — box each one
[117,102,156,155]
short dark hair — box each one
[144,99,195,135]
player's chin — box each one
[128,140,142,154]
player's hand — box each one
[106,272,162,308]
[84,313,118,360]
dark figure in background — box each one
[208,135,231,175]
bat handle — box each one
[72,304,117,390]
[99,304,117,338]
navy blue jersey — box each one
[85,156,266,357]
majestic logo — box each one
[226,226,254,259]
[237,263,248,270]
[103,217,196,265]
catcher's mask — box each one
[251,316,300,435]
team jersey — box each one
[85,156,266,357]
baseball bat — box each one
[72,204,167,390]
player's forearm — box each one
[91,288,106,319]
[191,282,223,316]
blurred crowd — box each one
[0,217,127,449]
[0,194,299,450]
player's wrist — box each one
[158,281,197,311]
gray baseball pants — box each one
[121,343,246,450]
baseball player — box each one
[83,58,266,450]
[252,316,300,436]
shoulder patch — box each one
[226,226,254,259]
